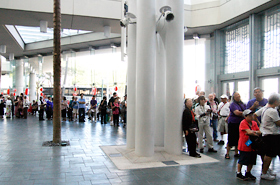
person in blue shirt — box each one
[78,93,86,122]
[46,96,53,120]
[246,87,268,123]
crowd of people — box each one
[0,92,127,127]
[182,88,280,181]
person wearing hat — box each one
[246,87,268,123]
[217,94,230,145]
[236,109,261,181]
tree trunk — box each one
[53,0,61,143]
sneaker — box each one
[261,173,276,181]
[190,153,201,158]
[218,140,225,145]
[236,172,248,181]
[245,171,256,180]
[200,149,204,153]
[208,148,217,153]
[267,169,276,177]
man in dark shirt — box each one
[182,98,201,158]
[89,95,97,122]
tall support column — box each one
[249,14,261,99]
[29,72,36,101]
[135,0,156,157]
[126,12,137,149]
[164,0,184,155]
[154,15,166,146]
[15,60,24,95]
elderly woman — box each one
[225,92,246,159]
[195,96,217,153]
[61,96,68,121]
[182,98,201,158]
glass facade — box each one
[263,8,280,68]
[224,23,250,74]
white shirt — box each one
[258,107,280,136]
[23,99,29,108]
[218,102,230,117]
[195,104,211,124]
[6,100,12,106]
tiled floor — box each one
[0,115,280,185]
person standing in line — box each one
[225,92,246,159]
[89,95,97,122]
[246,87,268,124]
[236,109,261,181]
[23,96,29,119]
[195,96,217,153]
[109,92,117,125]
[121,95,127,128]
[72,97,78,121]
[38,97,45,121]
[112,98,120,127]
[256,94,280,180]
[6,97,12,118]
[68,96,74,121]
[217,94,230,145]
[78,93,86,122]
[10,93,15,117]
[182,98,201,158]
[61,96,68,121]
[31,100,38,116]
[0,95,5,119]
[207,93,219,142]
[100,96,107,124]
[14,96,19,118]
[46,96,53,120]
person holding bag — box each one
[182,98,201,158]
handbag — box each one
[189,120,199,132]
[249,135,264,151]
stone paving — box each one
[0,115,279,185]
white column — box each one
[15,60,24,96]
[29,72,36,101]
[135,0,156,157]
[164,0,184,155]
[126,17,137,148]
[154,0,167,147]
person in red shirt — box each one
[236,109,261,181]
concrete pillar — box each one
[154,0,166,146]
[29,72,36,101]
[164,0,184,155]
[15,60,24,95]
[135,0,156,157]
[126,1,137,149]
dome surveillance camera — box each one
[120,18,130,27]
[164,10,174,22]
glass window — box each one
[222,82,234,97]
[14,25,92,44]
[224,24,250,74]
[262,78,279,99]
[237,81,249,103]
[263,8,280,68]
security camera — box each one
[120,18,130,27]
[159,6,174,22]
[163,10,174,22]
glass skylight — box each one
[14,25,92,44]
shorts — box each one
[238,151,257,165]
[263,135,280,158]
[217,117,228,133]
[228,122,240,147]
[73,108,78,114]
